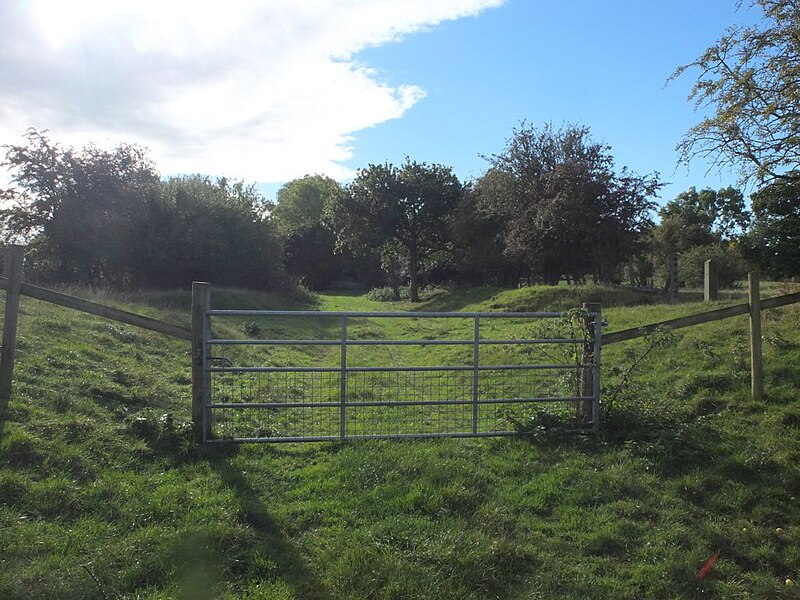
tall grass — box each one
[0,284,798,598]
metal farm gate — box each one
[191,284,601,444]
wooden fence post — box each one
[192,282,211,444]
[704,259,718,301]
[580,302,601,425]
[749,272,763,401]
[0,245,26,402]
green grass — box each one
[1,283,800,598]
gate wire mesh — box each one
[202,310,600,443]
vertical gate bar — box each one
[202,297,212,442]
[472,316,480,434]
[192,282,211,445]
[579,303,593,423]
[340,316,347,440]
[592,305,602,433]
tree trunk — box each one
[668,252,679,303]
[409,243,419,302]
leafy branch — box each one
[604,326,677,421]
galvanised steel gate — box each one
[191,286,601,444]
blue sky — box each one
[342,0,763,204]
[1,0,763,206]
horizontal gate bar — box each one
[209,337,584,346]
[210,401,339,409]
[207,395,594,410]
[204,431,525,445]
[206,435,342,444]
[208,363,590,373]
[207,309,570,318]
[209,366,339,372]
[204,428,592,444]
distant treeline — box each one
[0,130,282,289]
[1,126,797,297]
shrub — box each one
[678,243,748,288]
[365,286,410,302]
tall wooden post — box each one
[0,245,25,402]
[704,259,718,302]
[748,272,763,401]
[192,282,212,444]
[580,302,601,426]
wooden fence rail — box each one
[0,245,191,402]
[603,291,800,345]
[602,277,800,403]
[0,277,192,341]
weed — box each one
[603,325,676,421]
[240,321,262,338]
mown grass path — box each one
[1,284,799,599]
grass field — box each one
[1,283,799,599]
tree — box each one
[272,174,340,236]
[150,175,284,289]
[0,130,285,289]
[671,0,800,185]
[327,159,463,301]
[0,129,161,286]
[658,186,749,243]
[282,225,342,290]
[450,177,526,287]
[651,186,750,287]
[678,243,748,288]
[741,174,800,277]
[272,175,345,290]
[480,122,660,285]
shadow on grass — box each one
[322,287,370,298]
[212,287,321,311]
[0,399,8,445]
[412,286,504,312]
[512,403,725,478]
[107,428,331,598]
[207,453,332,599]
[0,391,19,445]
[600,406,725,476]
[517,400,800,511]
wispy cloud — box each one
[0,0,503,182]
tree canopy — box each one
[272,174,340,236]
[1,129,161,286]
[327,159,463,301]
[658,186,749,243]
[272,175,345,290]
[152,175,283,288]
[0,130,283,288]
[5,118,790,295]
[650,186,750,289]
[671,0,800,185]
[450,176,525,287]
[741,174,800,277]
[479,122,661,284]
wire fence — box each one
[200,310,601,443]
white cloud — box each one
[0,0,503,183]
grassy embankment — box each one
[1,283,799,599]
